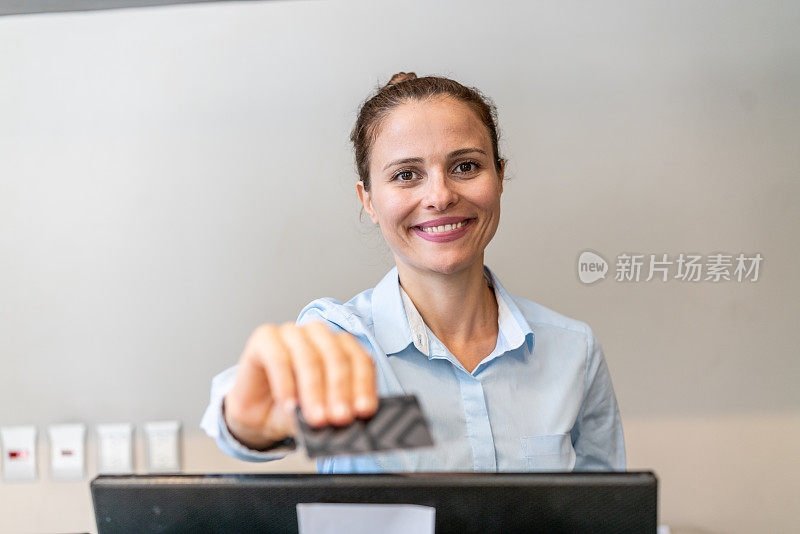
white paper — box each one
[297,503,435,534]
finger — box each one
[231,349,272,410]
[229,326,278,414]
[259,394,298,442]
[252,324,297,410]
[281,399,299,437]
[337,332,378,418]
[304,321,354,426]
[280,322,327,427]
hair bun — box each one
[385,71,417,87]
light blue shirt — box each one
[200,264,626,473]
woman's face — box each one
[357,95,504,276]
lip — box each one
[411,218,474,243]
[414,216,472,229]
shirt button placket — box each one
[457,373,497,472]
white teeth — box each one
[420,220,468,233]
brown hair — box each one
[350,72,505,193]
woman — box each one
[201,72,626,473]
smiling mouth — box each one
[412,218,475,233]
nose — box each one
[423,168,458,211]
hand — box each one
[223,321,379,450]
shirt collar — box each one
[371,264,535,358]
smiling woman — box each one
[201,72,626,474]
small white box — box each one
[1,426,38,482]
[143,421,181,473]
[48,424,86,480]
[96,423,134,474]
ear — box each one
[498,159,505,196]
[356,180,380,224]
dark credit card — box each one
[295,394,434,458]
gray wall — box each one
[1,0,798,432]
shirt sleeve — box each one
[295,298,348,334]
[570,326,627,471]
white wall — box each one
[0,1,797,532]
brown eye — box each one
[394,170,415,181]
[455,161,479,174]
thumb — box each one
[262,397,299,440]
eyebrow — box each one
[382,147,488,171]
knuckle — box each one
[303,319,330,333]
[251,323,279,343]
[279,321,299,334]
[285,329,315,357]
[250,329,286,362]
[322,344,349,367]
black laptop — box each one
[91,471,658,533]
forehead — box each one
[371,96,491,164]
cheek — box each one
[471,181,502,212]
[377,192,415,227]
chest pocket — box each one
[520,433,577,471]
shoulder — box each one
[507,294,608,383]
[295,287,375,334]
[509,293,595,341]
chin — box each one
[420,254,480,276]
